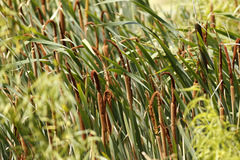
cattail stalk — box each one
[41,0,46,17]
[71,45,111,88]
[210,2,215,29]
[74,0,84,39]
[149,91,167,158]
[219,44,224,121]
[104,90,114,134]
[161,72,177,142]
[85,0,89,35]
[36,7,44,25]
[232,38,240,71]
[59,3,66,47]
[104,39,133,109]
[101,11,110,58]
[91,71,107,146]
[85,22,99,50]
[31,42,37,78]
[223,45,235,119]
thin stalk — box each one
[223,45,235,119]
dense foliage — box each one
[0,0,240,159]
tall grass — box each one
[0,0,240,159]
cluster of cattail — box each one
[148,72,176,158]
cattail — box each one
[210,2,215,29]
[91,70,107,146]
[101,11,109,42]
[232,38,240,70]
[41,0,46,17]
[104,39,133,109]
[74,0,84,38]
[195,23,208,71]
[71,45,111,87]
[42,20,59,67]
[8,0,13,10]
[85,0,89,35]
[42,20,57,43]
[66,59,86,140]
[85,22,99,50]
[223,45,235,118]
[101,11,110,58]
[31,42,37,78]
[149,91,167,158]
[36,7,44,25]
[219,44,224,121]
[103,90,114,134]
[161,72,177,142]
[203,21,208,46]
[59,3,66,46]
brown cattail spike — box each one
[59,3,66,46]
[42,20,57,43]
[36,7,44,25]
[91,70,107,146]
[149,91,168,158]
[210,2,216,29]
[223,45,235,118]
[232,38,240,70]
[160,72,177,142]
[41,0,46,17]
